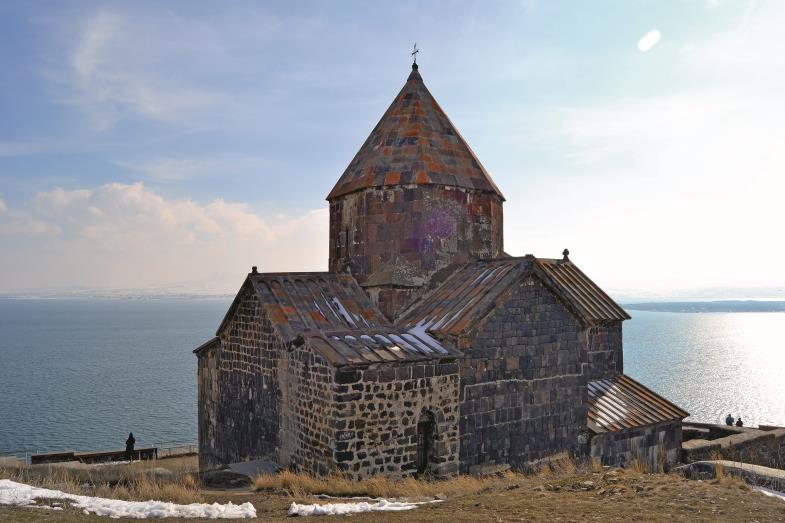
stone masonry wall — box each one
[590,422,682,470]
[329,185,503,318]
[331,360,461,480]
[585,322,623,380]
[459,275,588,473]
[279,343,336,476]
[197,342,220,470]
[199,285,281,471]
[363,286,422,324]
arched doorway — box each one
[416,411,436,475]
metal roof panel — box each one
[587,374,689,433]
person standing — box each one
[125,432,136,461]
[725,413,734,426]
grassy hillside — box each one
[2,456,784,521]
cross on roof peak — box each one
[411,43,419,69]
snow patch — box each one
[330,297,357,328]
[401,333,434,354]
[92,460,132,467]
[387,333,416,353]
[312,300,326,320]
[352,311,371,328]
[755,486,785,502]
[407,320,448,354]
[288,498,440,516]
[374,334,394,345]
[27,505,63,511]
[471,268,491,286]
[0,479,256,519]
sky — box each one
[0,0,783,300]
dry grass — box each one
[0,457,202,504]
[5,459,785,522]
[710,461,747,488]
[254,454,585,500]
[92,473,200,504]
[629,459,653,474]
[253,469,527,500]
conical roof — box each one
[327,64,504,201]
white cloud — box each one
[34,187,92,212]
[38,6,312,131]
[0,213,60,237]
[0,196,6,214]
[49,10,222,128]
[118,156,271,181]
[678,2,785,78]
[637,30,661,52]
[504,88,785,295]
[0,140,57,157]
[0,182,328,293]
[502,5,785,296]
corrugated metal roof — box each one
[398,256,629,337]
[536,259,630,322]
[587,374,689,433]
[327,65,504,201]
[218,272,461,367]
[305,328,455,367]
[398,258,531,337]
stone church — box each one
[195,62,688,479]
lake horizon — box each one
[1,298,784,455]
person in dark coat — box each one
[725,414,734,426]
[735,417,744,427]
[125,432,136,461]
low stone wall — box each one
[590,421,682,470]
[678,460,785,493]
[682,424,785,470]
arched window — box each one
[416,411,436,474]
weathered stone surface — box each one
[331,360,460,479]
[200,469,252,489]
[329,185,503,319]
[586,322,623,380]
[198,286,336,475]
[590,422,682,470]
[198,285,280,471]
[458,275,588,473]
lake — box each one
[1,299,784,454]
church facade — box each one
[195,63,687,479]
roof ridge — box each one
[400,257,630,338]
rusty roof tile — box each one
[587,374,689,433]
[327,65,504,201]
[217,271,462,367]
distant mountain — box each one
[622,300,785,313]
